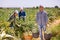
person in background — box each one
[8,10,18,28]
[36,5,48,40]
[18,7,26,21]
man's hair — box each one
[39,5,44,8]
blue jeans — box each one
[38,25,46,40]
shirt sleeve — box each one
[24,11,26,16]
[18,12,21,17]
[44,12,48,24]
[8,14,14,21]
[36,12,39,23]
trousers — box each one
[38,25,46,40]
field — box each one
[0,8,60,40]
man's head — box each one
[20,7,23,11]
[39,5,44,12]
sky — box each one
[0,0,60,8]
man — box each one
[18,7,26,21]
[8,10,18,28]
[36,5,48,40]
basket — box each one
[32,32,39,38]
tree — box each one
[33,7,35,8]
[0,7,3,9]
[55,6,59,8]
[36,6,38,9]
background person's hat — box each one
[20,7,23,10]
[14,10,18,14]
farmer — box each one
[36,5,48,40]
[18,7,26,21]
[8,10,18,28]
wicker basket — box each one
[32,32,39,38]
